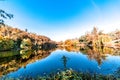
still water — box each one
[0,49,120,78]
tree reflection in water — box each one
[62,45,120,65]
[0,49,55,77]
[61,55,69,69]
[0,46,120,78]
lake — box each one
[0,48,120,79]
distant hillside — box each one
[0,25,56,51]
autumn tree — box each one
[91,27,98,35]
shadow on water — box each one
[0,46,120,79]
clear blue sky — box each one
[0,0,120,41]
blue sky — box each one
[0,0,120,41]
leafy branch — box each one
[0,9,13,26]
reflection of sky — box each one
[0,0,120,41]
[7,50,120,78]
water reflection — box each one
[62,46,120,65]
[20,50,32,59]
[0,49,55,77]
[0,46,120,78]
[61,55,69,69]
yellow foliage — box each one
[91,35,112,47]
[99,35,112,43]
[65,40,73,46]
[20,38,32,49]
[0,35,3,40]
[103,47,114,54]
[20,50,32,59]
[23,38,32,46]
